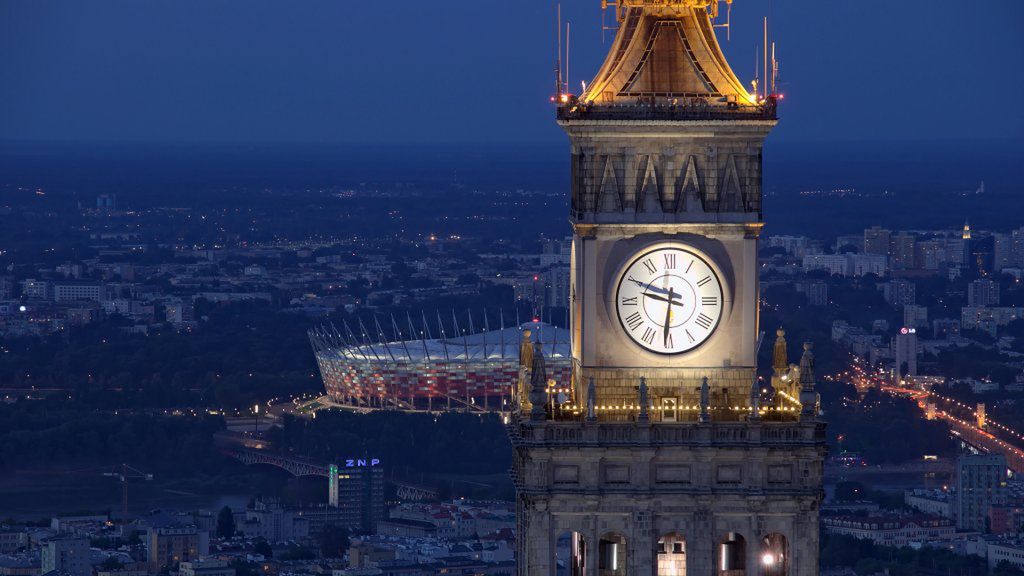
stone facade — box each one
[511,419,826,576]
[511,3,826,575]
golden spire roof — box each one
[581,0,754,107]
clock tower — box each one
[510,2,827,576]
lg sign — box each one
[900,327,917,335]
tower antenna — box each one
[763,16,769,101]
[753,45,760,100]
[771,41,778,96]
[555,4,563,98]
[565,21,571,96]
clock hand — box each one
[629,278,677,299]
[643,291,682,305]
[663,287,674,346]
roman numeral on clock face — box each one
[642,259,657,274]
[696,276,712,287]
[641,327,656,344]
[663,253,676,269]
[694,313,714,330]
[624,312,643,331]
[702,296,718,306]
[621,296,638,306]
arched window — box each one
[555,531,587,576]
[718,532,746,576]
[598,532,628,576]
[656,532,686,576]
[759,533,788,576]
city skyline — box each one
[2,1,1024,575]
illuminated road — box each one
[827,353,1024,473]
[883,386,1024,474]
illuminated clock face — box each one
[615,246,724,354]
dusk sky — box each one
[2,0,1022,144]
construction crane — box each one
[103,464,153,520]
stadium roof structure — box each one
[309,319,571,364]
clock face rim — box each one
[613,244,725,356]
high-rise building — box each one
[802,280,828,307]
[993,233,1014,271]
[881,280,916,306]
[913,239,944,271]
[545,265,571,309]
[903,305,928,329]
[327,459,385,532]
[1012,228,1024,268]
[892,329,918,378]
[968,279,1000,307]
[41,538,90,576]
[956,454,1008,532]
[510,3,826,574]
[961,221,973,271]
[890,233,916,270]
[864,226,892,256]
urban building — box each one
[178,560,235,576]
[904,489,953,518]
[800,280,828,307]
[933,318,961,338]
[146,527,208,571]
[990,505,1024,536]
[864,226,892,256]
[968,279,1000,307]
[327,459,385,532]
[41,538,90,576]
[803,254,850,277]
[803,254,888,278]
[822,515,955,548]
[881,280,916,307]
[0,530,27,554]
[892,329,919,378]
[243,499,311,543]
[986,540,1024,571]
[511,4,826,574]
[890,233,916,271]
[956,454,1009,532]
[903,305,928,329]
[961,307,1024,330]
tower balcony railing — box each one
[508,411,825,448]
[557,97,777,122]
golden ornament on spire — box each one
[584,0,752,106]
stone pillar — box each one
[688,509,713,576]
[631,508,653,576]
[526,504,552,576]
[745,515,760,576]
[586,526,600,576]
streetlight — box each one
[254,403,260,434]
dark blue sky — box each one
[2,0,1022,144]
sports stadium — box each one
[309,317,572,412]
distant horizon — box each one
[3,136,1024,147]
[3,0,1023,144]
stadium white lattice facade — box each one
[309,319,571,411]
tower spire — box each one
[580,0,754,108]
